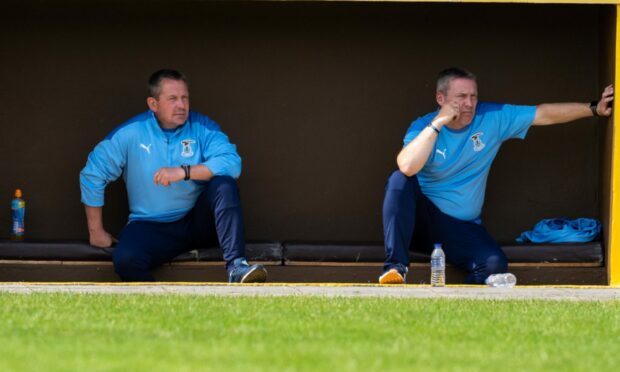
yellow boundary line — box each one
[1,281,617,289]
[277,1,619,5]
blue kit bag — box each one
[516,218,601,243]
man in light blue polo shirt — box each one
[80,69,267,283]
[380,67,614,285]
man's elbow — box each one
[397,159,418,177]
[230,167,241,179]
[230,158,242,179]
[222,163,241,180]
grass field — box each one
[1,293,619,371]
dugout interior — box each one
[0,1,615,283]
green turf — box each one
[1,293,619,371]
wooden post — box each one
[610,3,620,286]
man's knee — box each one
[386,170,418,193]
[467,253,508,284]
[112,246,149,274]
[485,254,508,275]
[204,176,240,207]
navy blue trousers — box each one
[112,176,246,281]
[383,170,507,284]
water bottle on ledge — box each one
[430,243,445,287]
[11,189,26,241]
[485,273,517,288]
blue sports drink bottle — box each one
[11,189,25,241]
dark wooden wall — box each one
[0,1,608,243]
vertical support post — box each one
[610,4,620,286]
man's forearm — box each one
[397,107,457,176]
[84,205,105,233]
[534,85,614,125]
[533,102,592,126]
[153,164,215,186]
[397,125,439,176]
[84,205,114,248]
[188,164,214,181]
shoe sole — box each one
[379,270,404,285]
[240,266,267,283]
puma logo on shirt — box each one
[436,148,447,159]
[140,143,152,154]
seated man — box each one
[80,69,267,283]
[380,67,613,284]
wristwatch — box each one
[590,101,599,117]
[427,122,441,134]
[181,164,191,181]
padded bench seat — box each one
[0,240,283,262]
[283,242,604,264]
[0,240,606,284]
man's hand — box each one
[433,104,459,128]
[153,167,185,186]
[596,84,614,117]
[89,228,116,248]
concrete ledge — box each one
[2,283,620,301]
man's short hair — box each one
[148,69,188,98]
[436,68,476,94]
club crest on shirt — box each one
[470,132,485,152]
[180,139,196,158]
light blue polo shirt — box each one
[80,110,242,223]
[404,102,537,222]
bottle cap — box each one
[14,189,22,198]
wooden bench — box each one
[0,240,283,282]
[282,242,606,285]
[0,240,605,284]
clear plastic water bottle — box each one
[11,189,26,241]
[430,243,445,287]
[485,273,517,288]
